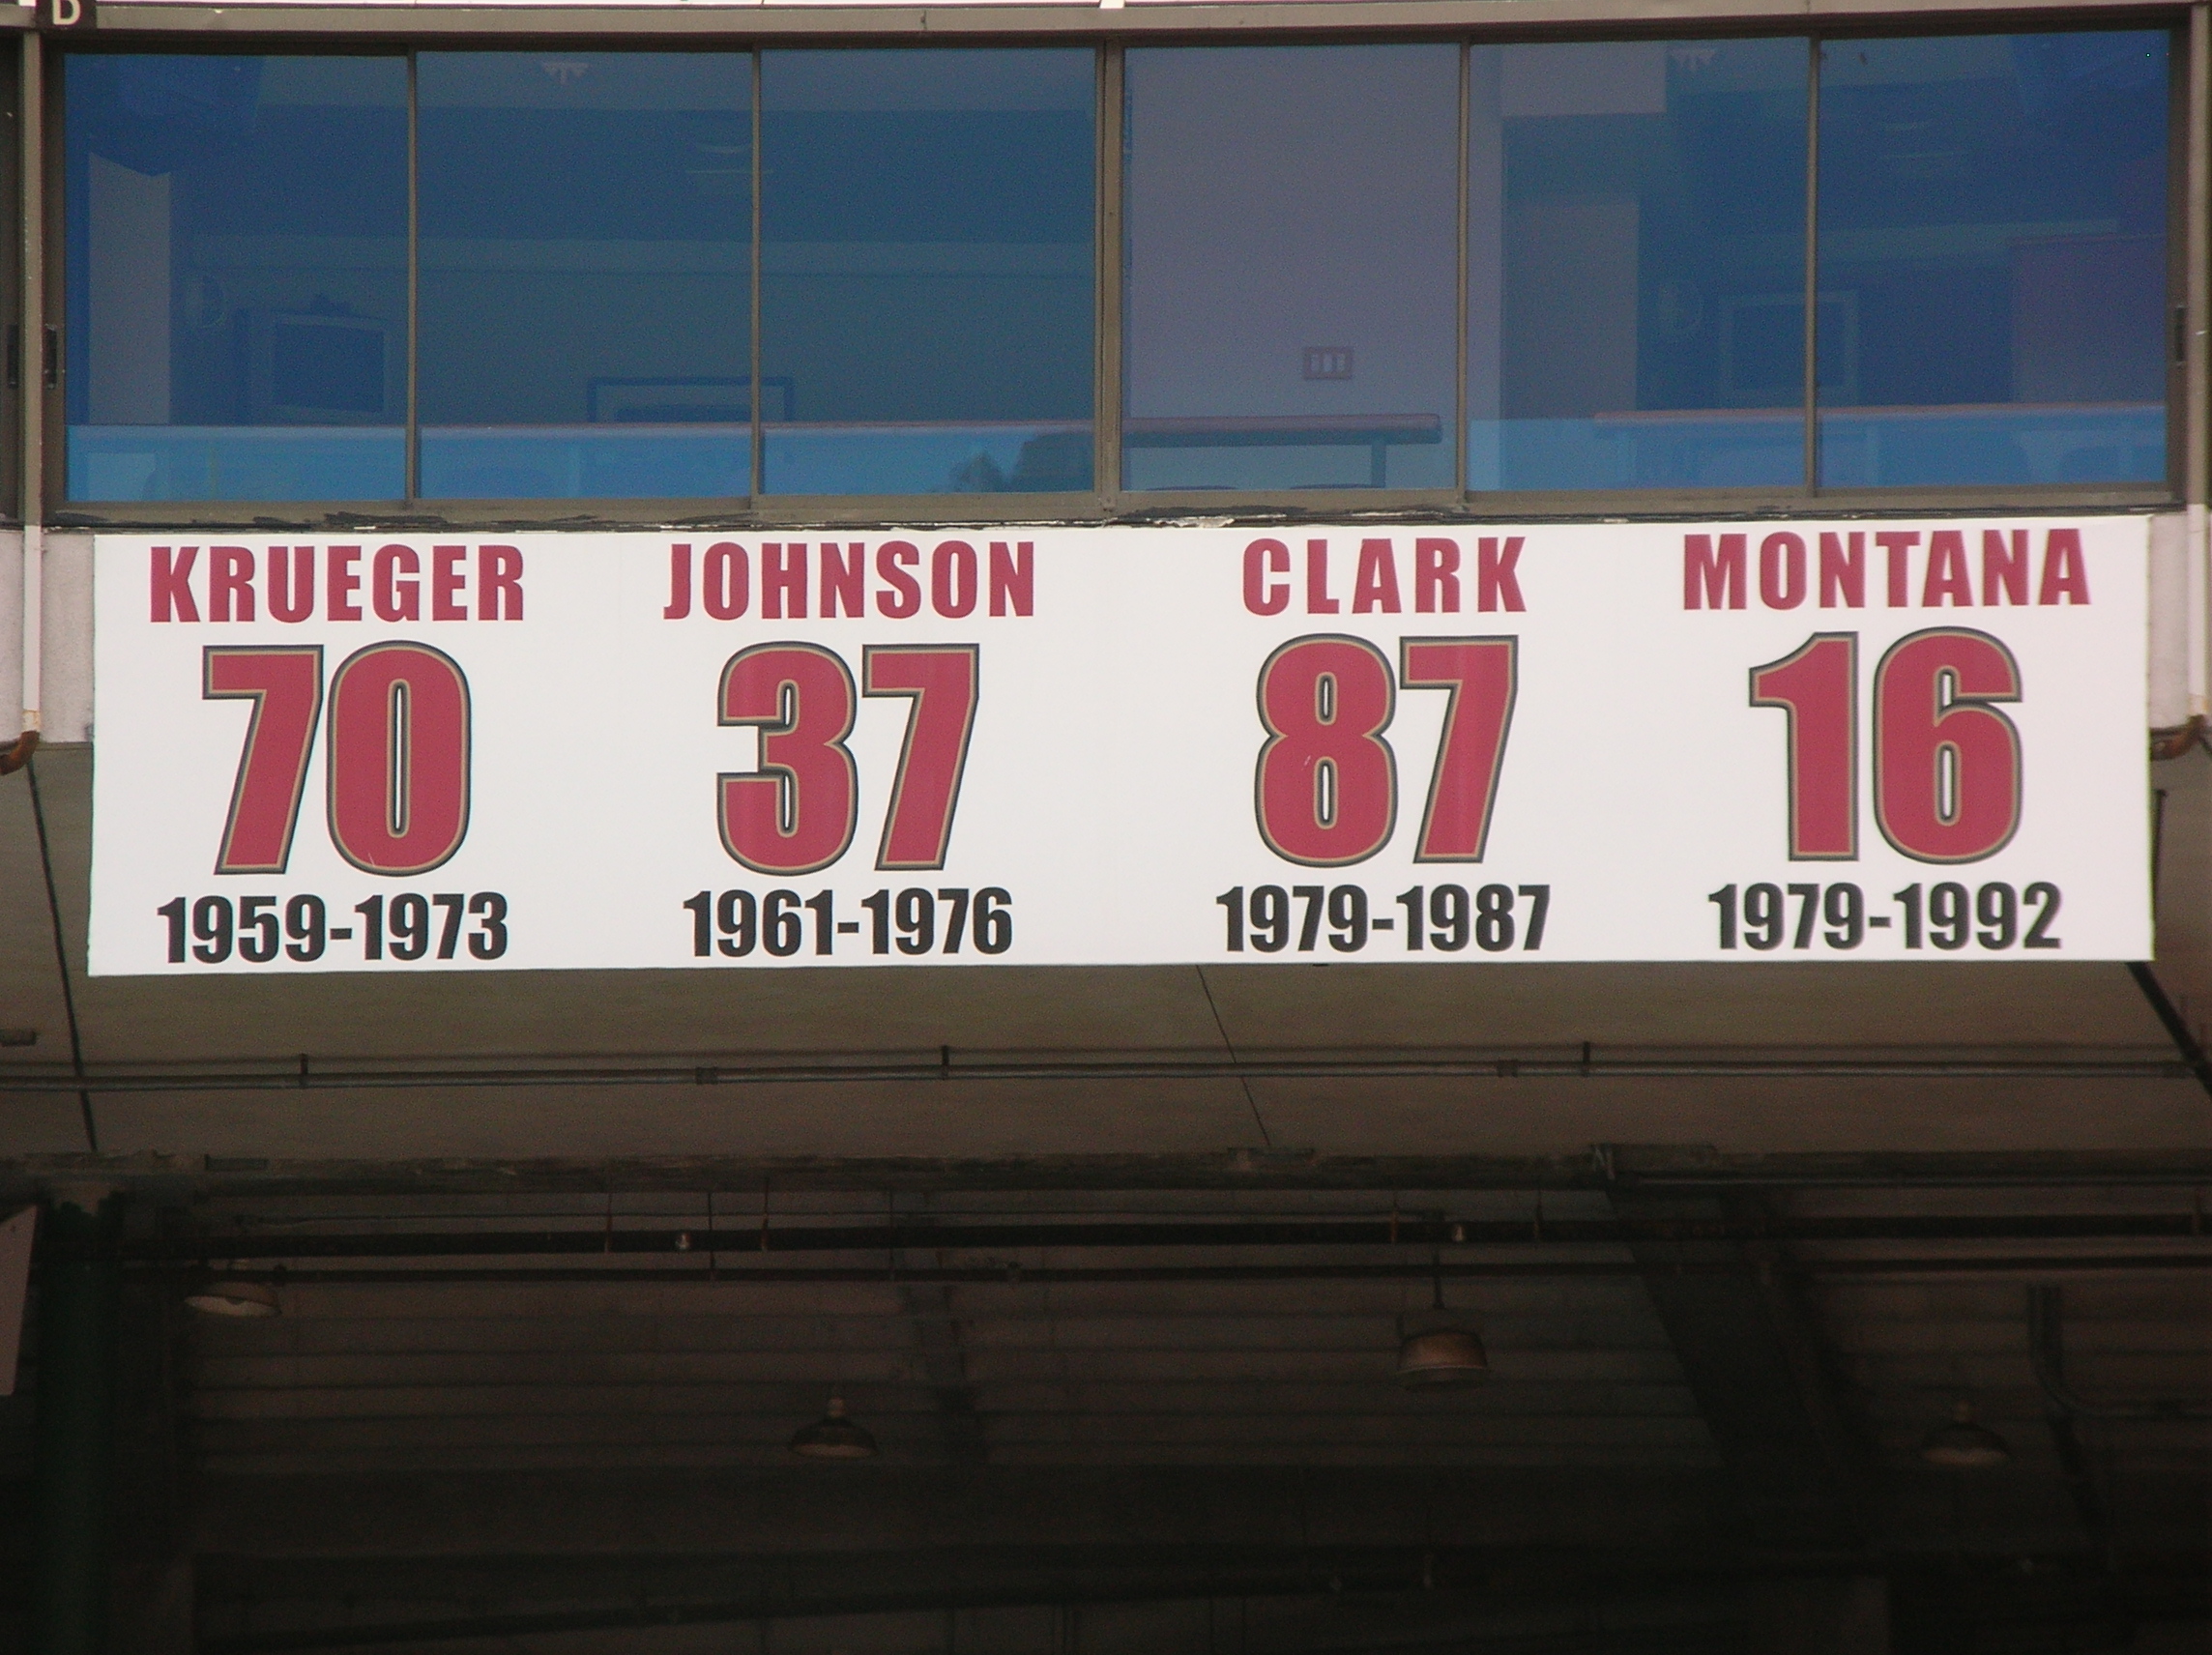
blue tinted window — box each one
[1123,46,1458,492]
[1817,32,2169,486]
[65,56,408,501]
[760,50,1094,496]
[418,53,751,500]
[1470,40,1810,491]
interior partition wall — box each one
[36,20,2195,523]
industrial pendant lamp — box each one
[1395,1243,1489,1388]
[1919,1402,2011,1469]
[184,1269,280,1318]
[789,1394,879,1460]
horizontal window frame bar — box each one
[82,1,2195,43]
[49,483,2175,533]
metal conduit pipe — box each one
[127,1254,2212,1289]
[7,35,43,779]
[117,1212,2212,1263]
[2026,1283,2212,1422]
[0,1052,2190,1095]
[190,1558,1902,1655]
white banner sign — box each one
[89,518,2150,974]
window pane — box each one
[418,53,751,501]
[65,56,407,502]
[1470,40,1809,492]
[760,50,1093,497]
[1123,46,1456,493]
[1817,32,2168,487]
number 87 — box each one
[1255,635,1518,868]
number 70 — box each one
[204,642,473,877]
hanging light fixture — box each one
[1395,1240,1489,1388]
[184,1275,279,1318]
[1920,1402,2011,1469]
[789,1394,879,1460]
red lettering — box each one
[328,545,364,622]
[1877,532,1919,607]
[1819,533,1864,609]
[1243,539,1291,616]
[1305,540,1340,614]
[988,541,1033,618]
[1683,535,1745,610]
[479,546,523,621]
[821,543,865,618]
[876,542,921,619]
[1414,538,1460,614]
[664,543,693,621]
[1352,539,1401,614]
[1478,537,1526,613]
[151,547,200,623]
[1759,533,1807,610]
[1922,531,1971,608]
[2038,529,2090,606]
[932,540,977,619]
[210,547,254,623]
[764,543,807,620]
[374,545,420,622]
[269,547,314,624]
[1981,530,2029,606]
[432,546,468,622]
[704,542,749,620]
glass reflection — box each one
[1816,32,2169,486]
[760,50,1094,496]
[1467,40,1810,491]
[1123,46,1458,492]
[65,56,408,501]
[418,53,752,500]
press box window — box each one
[1816,31,2170,487]
[64,55,409,503]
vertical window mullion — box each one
[2182,13,2207,506]
[405,50,421,505]
[1803,33,1820,497]
[750,47,764,506]
[1455,39,1470,501]
[1096,41,1123,511]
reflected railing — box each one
[1816,402,2165,488]
[64,402,2167,502]
[69,426,407,505]
[1471,402,2166,492]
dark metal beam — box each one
[116,1210,2212,1262]
[1611,1191,1872,1553]
[29,1190,123,1655]
[13,1147,2211,1204]
[0,1050,2186,1096]
[2125,962,2212,1101]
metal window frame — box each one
[3,37,22,526]
[24,8,2204,531]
